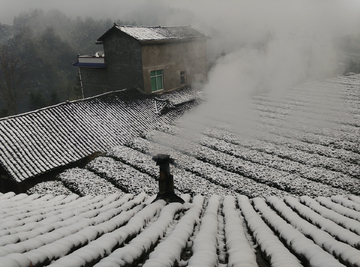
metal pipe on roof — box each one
[152,154,184,204]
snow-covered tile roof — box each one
[3,74,358,266]
[0,191,359,267]
[0,87,199,182]
[98,25,208,43]
[30,74,358,199]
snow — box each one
[144,195,204,266]
[285,196,360,248]
[316,196,360,221]
[331,195,360,211]
[58,168,123,196]
[0,191,360,266]
[118,26,206,42]
[223,196,257,267]
[27,181,73,196]
[1,74,360,266]
[1,257,23,267]
[267,196,359,267]
[0,86,199,182]
[254,196,345,267]
[48,197,151,266]
[0,193,144,265]
[300,196,360,236]
[94,200,179,266]
[187,195,220,267]
[7,75,357,201]
[87,156,158,195]
[127,135,285,198]
[238,195,303,267]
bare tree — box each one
[0,44,27,115]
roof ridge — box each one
[0,88,129,122]
[119,25,191,28]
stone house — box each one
[73,24,209,97]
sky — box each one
[1,0,359,29]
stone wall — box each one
[103,31,144,91]
[79,33,208,96]
[80,68,109,98]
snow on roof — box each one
[0,191,359,267]
[97,25,209,43]
[2,74,359,266]
[0,87,199,182]
[31,74,359,199]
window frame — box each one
[150,69,164,92]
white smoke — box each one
[172,0,360,136]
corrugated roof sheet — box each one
[0,87,200,182]
[0,192,359,267]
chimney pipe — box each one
[152,154,184,204]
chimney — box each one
[152,154,184,204]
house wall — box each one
[79,32,207,96]
[102,31,144,91]
[142,39,208,94]
[80,68,109,98]
[80,31,144,96]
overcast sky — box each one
[1,0,359,33]
[0,0,138,24]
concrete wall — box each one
[142,39,208,94]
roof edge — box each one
[0,88,129,121]
[97,24,210,43]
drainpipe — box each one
[152,154,184,204]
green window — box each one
[150,70,163,92]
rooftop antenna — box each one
[152,154,184,204]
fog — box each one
[2,0,360,138]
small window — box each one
[151,70,163,92]
[180,70,187,85]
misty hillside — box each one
[0,10,117,117]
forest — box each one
[0,9,121,117]
[0,8,359,118]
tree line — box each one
[0,9,117,117]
